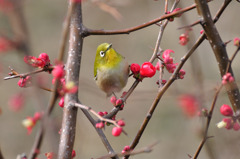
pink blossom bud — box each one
[33,112,42,121]
[96,122,104,129]
[223,118,233,129]
[233,37,240,47]
[130,63,140,75]
[116,99,123,106]
[162,49,174,59]
[233,122,240,131]
[110,96,117,105]
[58,97,64,108]
[179,34,189,46]
[140,62,156,78]
[122,145,131,154]
[220,104,233,116]
[52,65,65,79]
[38,53,50,65]
[112,127,122,136]
[98,112,104,116]
[71,150,76,158]
[117,120,125,127]
[178,69,186,79]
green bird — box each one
[94,43,129,97]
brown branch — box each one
[85,2,198,36]
[4,66,54,80]
[194,0,240,111]
[193,136,214,159]
[193,84,223,159]
[178,0,232,30]
[57,2,83,158]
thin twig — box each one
[225,46,240,74]
[165,0,168,13]
[4,66,53,80]
[193,84,223,159]
[58,1,83,158]
[74,103,125,129]
[97,141,159,159]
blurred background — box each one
[1,0,240,158]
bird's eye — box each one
[100,51,105,57]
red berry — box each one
[112,127,122,136]
[220,104,233,116]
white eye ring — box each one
[100,51,105,57]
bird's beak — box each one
[106,43,112,52]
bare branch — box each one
[194,0,240,111]
[58,2,83,159]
